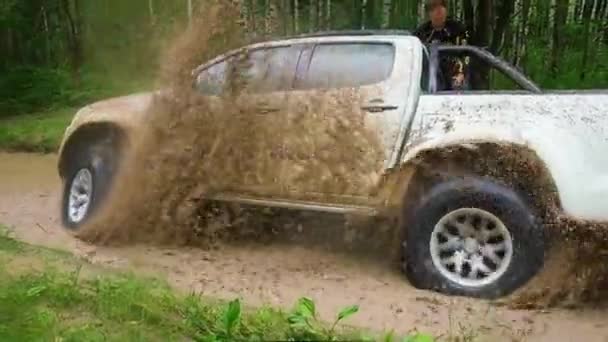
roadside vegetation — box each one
[1,0,606,152]
[0,225,437,341]
[0,107,75,153]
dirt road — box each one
[1,152,606,341]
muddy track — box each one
[1,152,607,341]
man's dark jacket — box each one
[414,18,471,90]
[413,18,470,45]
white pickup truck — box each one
[56,30,608,299]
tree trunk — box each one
[580,0,594,79]
[573,0,583,22]
[264,0,270,34]
[537,0,552,37]
[148,0,155,24]
[474,0,493,47]
[473,0,493,89]
[293,0,299,33]
[61,0,84,83]
[462,0,475,34]
[388,0,399,28]
[409,0,418,27]
[308,0,315,32]
[516,0,531,67]
[598,0,608,43]
[382,0,391,28]
[491,0,516,54]
[42,5,52,65]
[353,0,363,29]
[551,0,568,77]
[326,0,331,29]
[361,0,368,29]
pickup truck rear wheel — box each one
[403,177,544,299]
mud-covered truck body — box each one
[57,30,608,299]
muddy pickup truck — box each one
[56,30,608,299]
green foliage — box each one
[337,304,359,321]
[285,297,364,341]
[0,106,75,152]
[0,0,17,23]
[221,298,242,340]
[0,225,22,253]
[0,67,91,117]
[404,333,436,342]
[2,230,441,342]
[2,0,604,154]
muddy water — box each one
[1,152,607,340]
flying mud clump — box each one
[78,1,385,248]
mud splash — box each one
[78,1,385,249]
[507,218,608,309]
[72,1,608,310]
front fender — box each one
[57,92,153,159]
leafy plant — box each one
[382,330,436,342]
[287,297,321,338]
[223,298,241,339]
[0,231,444,342]
[287,297,361,341]
[403,333,435,342]
[329,305,359,334]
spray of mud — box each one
[76,1,608,309]
[79,1,385,249]
[506,218,608,309]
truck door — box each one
[281,38,422,203]
[227,44,306,197]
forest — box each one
[0,0,607,118]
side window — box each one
[298,43,395,90]
[234,45,302,93]
[196,60,228,96]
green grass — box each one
[0,226,436,342]
[0,107,75,153]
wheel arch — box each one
[58,122,128,179]
[393,141,562,222]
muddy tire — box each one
[403,177,545,299]
[61,139,120,230]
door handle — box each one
[360,104,398,113]
[256,107,280,114]
[253,102,280,114]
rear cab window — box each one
[296,42,396,90]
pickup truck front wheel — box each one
[403,177,544,299]
[61,139,119,230]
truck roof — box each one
[286,29,412,39]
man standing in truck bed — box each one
[414,0,470,90]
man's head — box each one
[426,0,448,28]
